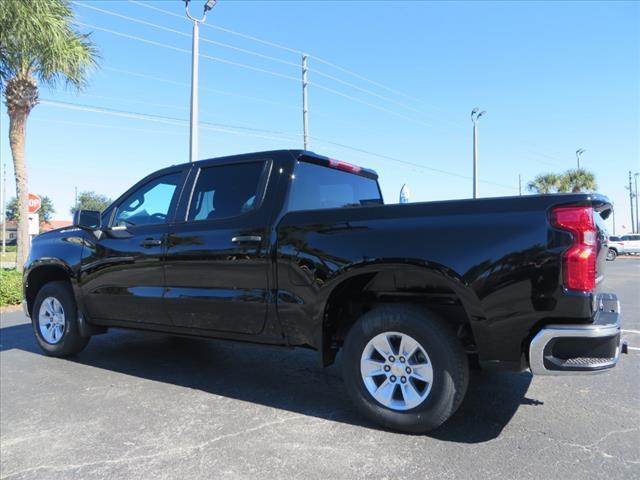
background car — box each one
[607,235,626,260]
[619,234,640,254]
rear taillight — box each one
[551,206,596,292]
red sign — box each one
[28,193,41,214]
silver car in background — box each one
[619,234,640,254]
[607,234,640,260]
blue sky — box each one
[1,0,638,232]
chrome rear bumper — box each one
[529,293,623,375]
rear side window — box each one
[188,162,265,221]
[287,161,382,212]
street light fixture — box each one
[575,148,585,169]
[185,0,217,162]
[471,108,486,199]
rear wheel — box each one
[606,248,617,261]
[342,305,468,433]
[32,281,90,357]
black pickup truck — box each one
[23,150,624,433]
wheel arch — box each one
[24,260,76,317]
[317,260,484,366]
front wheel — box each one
[606,248,617,261]
[342,305,468,434]
[32,281,90,357]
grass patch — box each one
[0,269,22,306]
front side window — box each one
[114,173,180,227]
[188,162,265,221]
[287,161,382,212]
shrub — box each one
[0,269,22,306]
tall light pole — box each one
[471,108,486,199]
[576,149,585,169]
[629,171,635,234]
[612,203,616,235]
[301,54,309,150]
[635,172,639,234]
[185,0,216,162]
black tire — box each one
[342,305,468,434]
[606,249,617,261]
[32,281,90,357]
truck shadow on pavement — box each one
[1,322,542,442]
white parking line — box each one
[627,346,640,352]
[622,329,640,334]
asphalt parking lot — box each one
[1,258,639,480]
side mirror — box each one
[73,209,101,230]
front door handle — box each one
[231,235,262,244]
[140,238,162,248]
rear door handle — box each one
[140,238,162,248]
[231,235,262,244]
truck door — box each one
[164,159,276,334]
[81,168,186,326]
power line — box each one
[38,99,514,188]
[39,99,302,140]
[310,81,435,128]
[308,135,516,190]
[128,0,302,55]
[81,20,443,128]
[77,22,300,82]
[126,0,456,122]
[32,117,186,136]
[75,92,184,111]
[76,2,442,121]
[74,2,300,69]
[78,2,462,128]
[308,67,438,120]
[102,66,300,111]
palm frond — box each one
[0,0,99,90]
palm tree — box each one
[527,174,561,194]
[563,168,597,193]
[527,169,597,194]
[1,0,97,271]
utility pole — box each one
[302,54,309,150]
[629,171,635,234]
[576,149,585,169]
[470,108,486,199]
[612,204,616,235]
[518,174,522,196]
[74,187,78,212]
[635,172,639,234]
[185,0,216,162]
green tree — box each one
[563,168,597,193]
[6,195,55,223]
[70,191,112,215]
[1,0,98,271]
[527,174,562,194]
[528,169,597,194]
